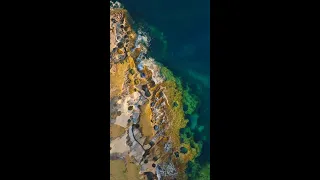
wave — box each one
[110,1,123,9]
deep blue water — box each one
[118,0,210,170]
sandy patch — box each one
[110,157,142,180]
[110,160,127,180]
[114,92,142,128]
[110,133,130,154]
[110,62,128,98]
[110,124,126,139]
[125,155,142,180]
[139,101,154,138]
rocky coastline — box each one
[110,2,201,179]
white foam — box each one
[140,57,164,84]
[136,29,151,47]
[110,1,123,9]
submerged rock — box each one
[180,147,188,154]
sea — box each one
[115,0,210,177]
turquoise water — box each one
[117,0,210,178]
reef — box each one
[110,2,203,180]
